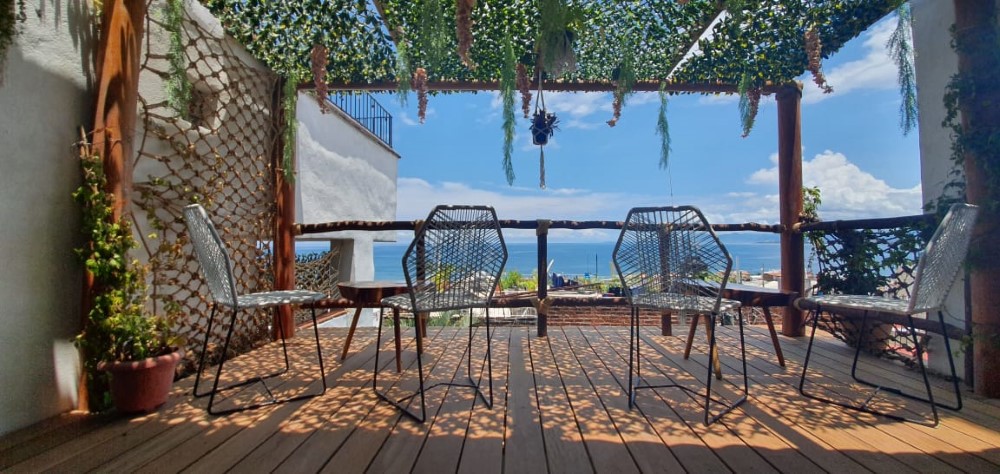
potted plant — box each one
[73,149,183,413]
[531,110,559,146]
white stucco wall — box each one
[0,0,97,435]
[295,92,399,283]
[910,0,997,377]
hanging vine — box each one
[656,83,671,170]
[738,73,761,137]
[281,75,299,182]
[310,42,330,112]
[607,21,638,127]
[887,3,917,135]
[395,29,412,107]
[805,26,834,94]
[516,62,532,118]
[455,0,476,69]
[501,32,517,185]
[419,0,451,72]
[164,0,191,115]
[414,67,429,123]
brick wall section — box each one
[546,304,786,329]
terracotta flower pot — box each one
[98,349,183,414]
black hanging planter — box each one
[531,110,559,146]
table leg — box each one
[763,307,786,367]
[706,315,723,380]
[661,312,672,336]
[684,313,699,360]
[393,309,402,373]
[341,306,363,361]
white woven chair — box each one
[376,205,507,423]
[183,204,326,415]
[612,205,746,426]
[798,203,978,426]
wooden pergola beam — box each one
[307,80,784,95]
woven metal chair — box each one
[376,205,507,422]
[183,204,327,415]
[612,205,746,426]
[798,203,978,426]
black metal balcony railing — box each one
[328,92,393,147]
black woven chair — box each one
[376,205,508,422]
[183,204,327,415]
[612,205,746,426]
[798,203,978,426]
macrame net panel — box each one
[807,219,933,366]
[131,0,281,370]
[294,248,342,325]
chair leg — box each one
[374,308,428,423]
[627,306,637,408]
[702,311,748,426]
[201,305,326,416]
[705,314,723,380]
[800,308,953,427]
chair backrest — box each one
[613,206,733,312]
[402,205,508,313]
[908,203,979,313]
[183,204,239,307]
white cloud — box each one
[801,18,898,104]
[745,150,922,220]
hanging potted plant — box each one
[531,109,558,146]
[74,144,184,414]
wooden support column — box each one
[953,0,1000,397]
[776,83,805,337]
[273,78,295,340]
[536,220,550,337]
[80,0,146,411]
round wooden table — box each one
[337,281,409,369]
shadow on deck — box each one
[3,325,1000,473]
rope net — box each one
[294,249,343,325]
[807,218,934,366]
[131,0,281,371]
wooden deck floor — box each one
[4,324,1000,473]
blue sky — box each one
[373,16,921,243]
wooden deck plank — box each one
[316,325,462,474]
[740,326,1000,470]
[364,323,483,473]
[221,330,381,473]
[578,326,733,473]
[546,327,641,474]
[706,325,962,473]
[454,326,512,474]
[187,331,382,473]
[526,323,594,474]
[3,326,1000,474]
[501,328,549,474]
[269,327,438,473]
[556,327,685,473]
[627,326,782,473]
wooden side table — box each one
[337,281,409,371]
[684,283,793,367]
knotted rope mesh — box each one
[806,217,933,365]
[131,0,281,370]
[294,249,342,325]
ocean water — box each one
[341,232,802,282]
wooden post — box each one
[273,78,295,339]
[776,83,805,337]
[953,0,1000,397]
[536,220,549,337]
[80,0,146,411]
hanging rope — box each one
[531,67,557,189]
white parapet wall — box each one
[295,91,400,326]
[0,0,98,435]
